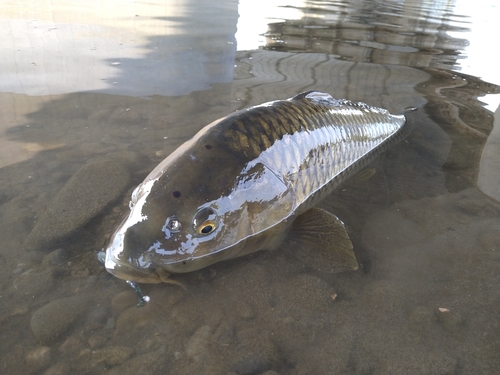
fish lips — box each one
[104,250,163,284]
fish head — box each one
[104,196,244,282]
[104,125,293,283]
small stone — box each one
[26,159,131,251]
[136,336,162,353]
[186,325,212,363]
[147,286,185,307]
[78,348,91,358]
[174,351,183,360]
[58,336,81,355]
[71,267,89,278]
[105,317,116,330]
[91,346,135,366]
[214,323,235,347]
[236,328,255,343]
[14,269,55,296]
[88,334,107,349]
[25,346,51,373]
[199,268,217,280]
[42,248,69,267]
[10,305,29,316]
[236,301,256,320]
[115,304,155,334]
[455,198,499,218]
[85,322,102,332]
[31,295,92,344]
[87,306,109,326]
[112,291,138,312]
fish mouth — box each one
[104,252,162,284]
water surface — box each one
[1,0,499,374]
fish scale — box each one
[223,94,406,211]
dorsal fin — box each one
[291,91,335,105]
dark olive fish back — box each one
[219,91,407,212]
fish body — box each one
[104,91,407,283]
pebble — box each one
[236,300,256,320]
[13,268,55,296]
[105,317,116,330]
[10,305,29,316]
[26,159,131,251]
[112,291,139,312]
[90,346,135,366]
[70,267,89,278]
[455,197,499,218]
[88,334,107,349]
[117,287,186,333]
[213,323,235,347]
[135,335,163,353]
[71,346,134,374]
[115,304,156,334]
[41,248,69,267]
[86,306,109,326]
[58,336,81,356]
[186,325,212,363]
[31,295,92,344]
[25,346,51,373]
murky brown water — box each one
[1,1,500,374]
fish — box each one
[104,91,408,284]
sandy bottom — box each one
[0,86,499,375]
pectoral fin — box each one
[285,208,358,273]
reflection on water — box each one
[1,0,500,374]
[264,0,469,70]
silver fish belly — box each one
[104,91,407,283]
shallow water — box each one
[1,0,500,374]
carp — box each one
[104,91,408,284]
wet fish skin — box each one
[104,91,407,283]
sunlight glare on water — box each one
[236,0,305,51]
[453,0,500,109]
[235,0,500,109]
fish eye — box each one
[197,220,216,235]
[193,207,219,236]
[165,216,182,232]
